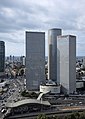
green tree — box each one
[74,112,80,119]
[79,112,85,119]
[70,114,76,119]
[63,115,68,119]
[37,114,47,119]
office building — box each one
[10,55,12,62]
[26,32,45,90]
[0,41,5,75]
[48,28,62,83]
[20,56,26,66]
[57,35,76,94]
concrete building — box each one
[57,35,76,94]
[48,28,62,83]
[20,56,26,66]
[26,32,45,90]
[48,29,76,94]
[40,80,60,94]
[0,41,5,77]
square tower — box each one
[57,35,76,94]
[26,32,45,91]
[0,41,5,72]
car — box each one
[19,90,21,93]
[75,103,77,106]
[79,102,82,105]
[1,108,6,113]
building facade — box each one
[57,35,76,94]
[0,41,5,74]
[26,32,45,90]
[20,56,26,66]
[48,28,62,83]
[40,84,60,94]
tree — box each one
[70,114,76,119]
[74,112,80,119]
[37,114,47,119]
[79,113,85,119]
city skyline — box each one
[0,0,85,56]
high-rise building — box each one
[26,31,45,90]
[57,35,76,94]
[13,56,14,62]
[20,56,26,66]
[10,55,12,62]
[0,41,5,75]
[48,28,62,82]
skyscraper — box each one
[57,35,76,94]
[26,32,45,90]
[48,28,62,82]
[20,56,26,66]
[0,41,5,76]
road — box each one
[7,77,25,103]
[0,77,25,119]
[6,106,85,119]
[2,77,85,119]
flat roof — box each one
[57,35,76,38]
[6,99,51,108]
[26,31,45,34]
[48,28,61,30]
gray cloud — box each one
[0,0,85,55]
[0,0,84,32]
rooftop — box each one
[6,99,51,108]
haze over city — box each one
[0,0,85,56]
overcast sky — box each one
[0,0,85,56]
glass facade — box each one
[0,41,5,72]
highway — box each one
[2,77,85,119]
